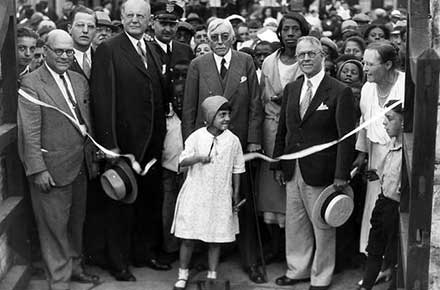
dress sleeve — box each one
[179,131,197,163]
[355,84,369,153]
[232,137,246,174]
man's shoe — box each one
[111,269,136,281]
[275,275,309,286]
[247,265,265,284]
[71,272,100,284]
[133,258,172,271]
[309,285,330,290]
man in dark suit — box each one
[272,36,356,290]
[182,18,265,283]
[68,6,96,80]
[18,29,99,290]
[91,0,170,282]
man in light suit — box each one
[272,36,356,290]
[91,0,169,281]
[182,18,265,283]
[18,29,99,290]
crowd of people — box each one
[14,0,406,290]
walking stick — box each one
[246,159,268,282]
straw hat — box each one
[100,159,138,204]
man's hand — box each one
[247,143,261,152]
[333,178,349,192]
[232,193,241,212]
[33,171,56,193]
[274,170,285,186]
[352,152,367,170]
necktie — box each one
[59,74,86,126]
[220,58,227,79]
[137,40,148,69]
[300,80,313,119]
[82,53,91,79]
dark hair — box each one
[70,5,95,24]
[218,102,232,112]
[248,20,261,29]
[17,26,39,40]
[195,24,207,32]
[363,24,390,41]
[36,38,45,47]
[276,12,310,51]
[366,40,400,70]
[342,36,366,53]
[254,40,273,50]
[239,47,255,58]
[385,99,403,114]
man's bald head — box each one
[44,29,75,74]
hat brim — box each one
[101,159,138,204]
[312,184,354,229]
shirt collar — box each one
[45,62,67,79]
[304,68,325,89]
[389,137,402,151]
[125,31,145,51]
[154,37,172,53]
[213,49,232,66]
[73,47,92,61]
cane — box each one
[245,159,268,282]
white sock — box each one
[175,268,189,288]
[207,271,217,279]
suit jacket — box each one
[91,32,166,166]
[18,65,92,186]
[272,74,356,186]
[182,50,263,147]
[70,50,94,81]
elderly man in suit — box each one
[272,36,356,290]
[182,18,265,283]
[68,6,95,80]
[18,29,99,290]
[91,0,170,281]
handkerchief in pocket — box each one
[240,76,247,83]
[316,103,329,111]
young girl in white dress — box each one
[171,96,245,290]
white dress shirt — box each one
[154,37,173,53]
[299,68,325,103]
[45,63,80,124]
[213,49,232,74]
[73,47,92,70]
[125,32,146,55]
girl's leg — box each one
[174,239,194,289]
[207,243,221,279]
[362,254,383,290]
[179,239,195,269]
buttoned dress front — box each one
[171,128,245,243]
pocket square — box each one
[240,76,247,83]
[316,103,329,111]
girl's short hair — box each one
[366,40,400,70]
[276,12,310,49]
[385,99,403,114]
[342,36,366,53]
[363,24,390,41]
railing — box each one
[0,0,31,290]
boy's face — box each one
[212,109,231,131]
[254,44,272,69]
[340,62,360,83]
[384,110,403,138]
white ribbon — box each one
[18,89,156,176]
[243,99,403,162]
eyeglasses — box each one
[210,33,231,43]
[296,50,321,60]
[46,45,75,57]
[124,13,146,20]
[17,45,36,53]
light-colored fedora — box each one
[312,184,354,229]
[100,159,138,204]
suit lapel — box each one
[119,34,151,79]
[223,51,243,100]
[301,75,331,124]
[68,71,91,130]
[202,53,223,95]
[292,77,303,124]
[40,66,73,118]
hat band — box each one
[113,165,133,194]
[320,191,341,222]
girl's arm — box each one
[232,173,241,206]
[180,155,211,168]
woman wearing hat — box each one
[353,41,404,282]
[257,12,309,264]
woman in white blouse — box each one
[353,41,404,282]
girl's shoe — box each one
[357,268,392,287]
[173,278,187,290]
